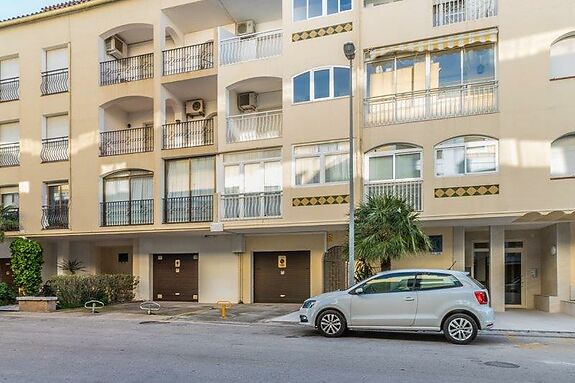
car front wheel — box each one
[317,310,347,338]
[443,313,478,345]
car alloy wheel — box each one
[448,317,474,341]
[317,310,346,337]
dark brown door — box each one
[153,254,198,302]
[0,259,13,287]
[253,251,310,303]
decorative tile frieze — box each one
[292,194,350,207]
[292,22,353,42]
[434,185,500,198]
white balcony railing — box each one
[221,191,282,220]
[365,81,498,127]
[226,110,282,143]
[365,180,423,212]
[220,30,282,66]
[433,0,497,27]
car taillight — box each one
[474,291,488,305]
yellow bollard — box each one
[216,301,232,319]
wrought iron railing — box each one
[0,143,20,167]
[101,199,154,226]
[100,53,154,86]
[41,137,69,162]
[164,195,213,223]
[226,110,282,143]
[163,42,214,75]
[1,208,19,231]
[221,191,282,220]
[433,0,497,26]
[41,68,69,95]
[100,126,153,156]
[0,77,19,102]
[364,81,498,127]
[41,204,69,230]
[220,29,282,66]
[364,180,423,211]
[162,118,214,149]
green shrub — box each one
[0,282,16,305]
[10,238,44,296]
[49,274,139,309]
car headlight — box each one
[301,300,316,309]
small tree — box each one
[348,195,431,281]
[10,238,44,296]
[58,259,86,275]
[0,205,15,242]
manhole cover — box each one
[484,361,520,369]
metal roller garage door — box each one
[253,251,310,303]
[153,254,198,301]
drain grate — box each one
[484,361,520,369]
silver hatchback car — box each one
[299,269,494,344]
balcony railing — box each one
[101,199,154,226]
[41,68,69,95]
[220,29,282,66]
[227,110,282,144]
[433,0,497,27]
[163,42,214,76]
[42,204,69,230]
[365,81,498,127]
[41,137,69,163]
[100,126,154,157]
[0,77,19,102]
[164,195,213,223]
[365,180,423,212]
[100,53,154,86]
[162,118,214,150]
[0,143,20,167]
[221,191,282,220]
[1,208,19,232]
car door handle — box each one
[404,297,415,302]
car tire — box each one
[443,313,478,345]
[317,310,347,338]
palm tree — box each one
[348,195,431,281]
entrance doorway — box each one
[505,241,523,307]
[323,246,347,293]
[472,242,490,290]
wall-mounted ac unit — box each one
[238,92,257,112]
[236,20,256,36]
[105,35,127,60]
[185,99,205,117]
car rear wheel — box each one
[443,313,478,345]
[317,310,347,338]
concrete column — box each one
[489,226,505,312]
[556,223,571,302]
[132,239,152,301]
[452,227,465,271]
[56,240,70,276]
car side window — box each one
[416,273,463,291]
[362,273,416,294]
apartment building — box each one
[0,0,574,314]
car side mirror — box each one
[354,287,364,295]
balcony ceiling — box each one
[228,77,282,94]
[164,75,217,101]
[103,96,153,113]
[117,27,154,45]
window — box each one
[0,57,19,80]
[429,235,443,254]
[118,253,129,263]
[362,273,416,294]
[293,67,350,103]
[435,136,498,177]
[550,34,575,80]
[1,189,18,208]
[104,170,153,203]
[366,144,422,182]
[166,157,215,198]
[0,121,19,145]
[293,0,352,21]
[45,47,68,72]
[294,141,349,185]
[416,273,462,291]
[223,149,282,194]
[45,114,69,139]
[551,134,575,178]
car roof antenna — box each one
[448,261,456,270]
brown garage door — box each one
[153,254,198,302]
[254,251,310,303]
[0,259,13,286]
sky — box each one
[0,0,67,20]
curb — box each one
[485,329,575,339]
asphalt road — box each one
[0,315,574,382]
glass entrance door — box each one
[505,241,523,306]
[472,242,490,290]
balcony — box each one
[0,143,20,167]
[221,191,282,220]
[100,53,154,86]
[41,204,69,230]
[100,126,153,157]
[227,110,282,144]
[365,81,498,127]
[365,180,423,212]
[162,118,214,150]
[163,195,213,224]
[220,29,282,66]
[101,200,154,226]
[41,137,69,163]
[433,0,497,27]
[163,42,214,76]
[41,68,69,95]
[0,208,19,231]
[0,77,19,102]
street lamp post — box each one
[344,42,356,287]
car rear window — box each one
[468,276,486,290]
[417,273,463,291]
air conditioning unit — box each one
[105,35,127,59]
[238,92,257,112]
[236,20,256,36]
[185,99,205,117]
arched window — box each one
[435,136,498,177]
[293,66,350,103]
[551,134,575,178]
[365,144,422,182]
[102,169,153,226]
[551,33,575,80]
